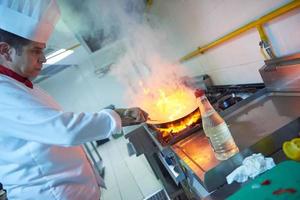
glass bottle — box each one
[195,89,239,160]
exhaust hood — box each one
[57,0,145,53]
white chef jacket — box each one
[0,74,122,200]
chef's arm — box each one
[0,84,146,146]
[0,107,122,147]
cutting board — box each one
[227,161,300,200]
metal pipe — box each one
[146,0,153,11]
[257,25,276,59]
[180,0,300,62]
[256,25,268,42]
[257,25,269,59]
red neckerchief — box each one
[0,65,33,89]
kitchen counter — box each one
[125,53,300,200]
[171,89,300,199]
[125,91,300,199]
[203,150,290,200]
[224,91,300,150]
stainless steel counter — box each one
[172,53,300,199]
[126,53,300,200]
[225,91,300,150]
[172,90,300,194]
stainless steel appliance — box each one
[126,53,300,199]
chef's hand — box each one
[115,107,148,126]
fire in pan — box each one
[146,107,201,146]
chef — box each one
[0,1,148,199]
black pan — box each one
[146,107,201,129]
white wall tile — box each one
[39,66,97,112]
[207,60,264,85]
[39,64,127,112]
[265,9,300,56]
[149,0,298,84]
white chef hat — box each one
[0,0,60,43]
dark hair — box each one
[0,29,31,55]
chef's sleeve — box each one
[0,84,122,146]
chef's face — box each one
[12,41,46,78]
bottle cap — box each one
[195,89,205,97]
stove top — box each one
[144,83,265,148]
[205,83,265,111]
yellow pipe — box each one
[260,46,269,60]
[146,0,153,11]
[180,0,300,62]
[256,25,268,42]
[67,43,81,51]
[256,24,275,58]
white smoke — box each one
[104,1,193,108]
[58,0,196,116]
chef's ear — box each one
[0,42,12,61]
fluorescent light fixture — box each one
[46,49,74,65]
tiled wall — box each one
[149,0,300,85]
[39,43,127,110]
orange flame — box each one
[158,110,201,138]
[138,80,198,122]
